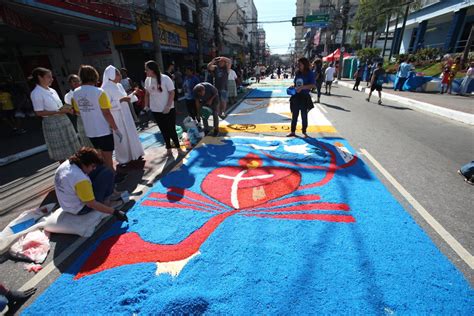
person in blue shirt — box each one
[183,66,201,122]
[394,57,413,91]
[287,57,316,138]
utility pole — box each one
[148,0,164,71]
[337,0,350,80]
[212,0,220,56]
[194,0,204,66]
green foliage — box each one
[413,48,441,62]
[352,0,386,34]
[356,48,381,62]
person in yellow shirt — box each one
[448,57,461,94]
[71,65,122,171]
[54,147,127,220]
[0,85,25,134]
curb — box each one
[337,81,474,126]
[0,145,47,167]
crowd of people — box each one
[17,55,249,225]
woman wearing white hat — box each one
[101,65,144,166]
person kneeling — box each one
[54,147,127,221]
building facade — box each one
[390,0,474,55]
[113,0,217,81]
[256,27,267,64]
[294,0,359,60]
[217,0,258,65]
[0,0,134,96]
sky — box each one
[254,0,296,55]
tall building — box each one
[237,0,258,64]
[217,0,258,65]
[257,27,267,63]
[294,0,321,57]
[294,0,359,59]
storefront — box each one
[0,1,135,96]
[113,21,190,84]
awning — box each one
[323,48,350,62]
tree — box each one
[352,0,386,48]
[356,47,381,62]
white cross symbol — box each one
[217,170,274,209]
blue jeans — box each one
[315,81,322,98]
[460,161,474,180]
[0,294,8,313]
[78,165,114,215]
[395,77,407,91]
[290,103,308,134]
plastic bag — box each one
[10,230,50,264]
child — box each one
[440,67,450,94]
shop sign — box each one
[112,22,188,51]
[0,5,63,45]
[35,0,135,28]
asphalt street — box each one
[315,84,474,283]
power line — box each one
[226,19,291,25]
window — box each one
[180,4,189,22]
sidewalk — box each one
[337,79,474,125]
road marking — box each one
[18,156,175,292]
[360,148,474,270]
[317,103,328,114]
[219,124,337,134]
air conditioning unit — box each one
[199,0,210,7]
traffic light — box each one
[292,16,304,26]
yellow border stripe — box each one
[219,124,337,133]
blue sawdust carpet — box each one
[246,87,291,98]
[25,137,473,315]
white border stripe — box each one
[317,103,328,114]
[360,148,474,270]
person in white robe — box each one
[101,65,144,166]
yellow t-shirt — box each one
[0,92,15,111]
[74,179,94,202]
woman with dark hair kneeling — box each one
[287,57,316,138]
[54,147,127,221]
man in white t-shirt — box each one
[325,64,336,95]
[54,147,128,220]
